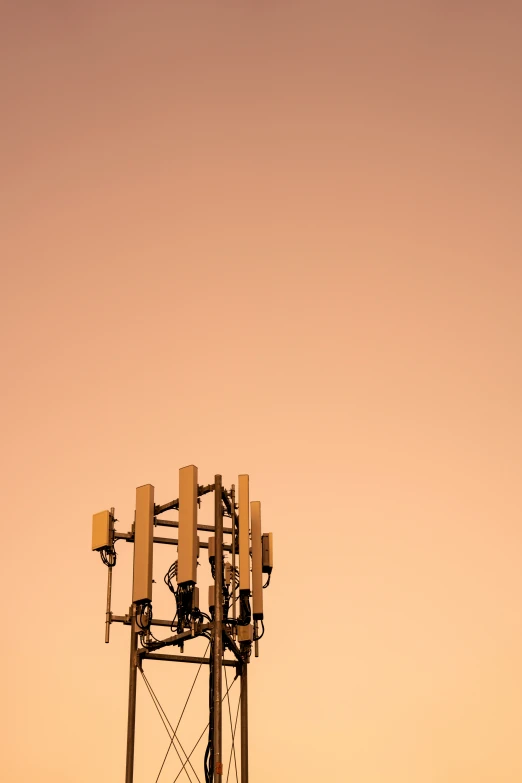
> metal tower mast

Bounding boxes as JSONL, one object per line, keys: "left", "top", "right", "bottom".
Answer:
{"left": 91, "top": 466, "right": 274, "bottom": 783}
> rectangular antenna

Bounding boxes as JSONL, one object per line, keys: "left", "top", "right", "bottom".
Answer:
{"left": 177, "top": 465, "right": 198, "bottom": 585}
{"left": 133, "top": 484, "right": 154, "bottom": 604}
{"left": 251, "top": 501, "right": 263, "bottom": 620}
{"left": 92, "top": 510, "right": 111, "bottom": 551}
{"left": 238, "top": 474, "right": 250, "bottom": 592}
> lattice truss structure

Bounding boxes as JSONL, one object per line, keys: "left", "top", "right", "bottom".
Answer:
{"left": 92, "top": 467, "right": 274, "bottom": 783}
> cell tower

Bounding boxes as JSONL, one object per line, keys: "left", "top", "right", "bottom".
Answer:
{"left": 91, "top": 468, "right": 274, "bottom": 782}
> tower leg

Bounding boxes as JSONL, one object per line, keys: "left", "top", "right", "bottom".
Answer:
{"left": 213, "top": 476, "right": 224, "bottom": 781}
{"left": 241, "top": 659, "right": 248, "bottom": 783}
{"left": 125, "top": 616, "right": 138, "bottom": 783}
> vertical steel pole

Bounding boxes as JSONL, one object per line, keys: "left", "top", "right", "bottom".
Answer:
{"left": 240, "top": 658, "right": 249, "bottom": 783}
{"left": 213, "top": 475, "right": 224, "bottom": 781}
{"left": 105, "top": 566, "right": 113, "bottom": 643}
{"left": 125, "top": 611, "right": 138, "bottom": 783}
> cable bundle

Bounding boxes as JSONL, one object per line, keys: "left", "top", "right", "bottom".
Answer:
{"left": 99, "top": 546, "right": 116, "bottom": 568}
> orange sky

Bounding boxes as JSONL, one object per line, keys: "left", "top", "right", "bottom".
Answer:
{"left": 2, "top": 2, "right": 522, "bottom": 781}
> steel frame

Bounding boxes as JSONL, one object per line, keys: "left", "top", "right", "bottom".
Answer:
{"left": 99, "top": 477, "right": 253, "bottom": 783}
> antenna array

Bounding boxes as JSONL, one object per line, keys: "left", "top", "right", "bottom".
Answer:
{"left": 91, "top": 467, "right": 274, "bottom": 783}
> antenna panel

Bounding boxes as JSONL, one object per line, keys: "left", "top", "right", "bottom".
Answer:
{"left": 238, "top": 474, "right": 250, "bottom": 592}
{"left": 92, "top": 510, "right": 111, "bottom": 551}
{"left": 251, "top": 501, "right": 263, "bottom": 619}
{"left": 133, "top": 484, "right": 154, "bottom": 604}
{"left": 177, "top": 465, "right": 198, "bottom": 585}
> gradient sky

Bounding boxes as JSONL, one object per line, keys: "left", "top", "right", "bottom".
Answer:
{"left": 2, "top": 1, "right": 522, "bottom": 781}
